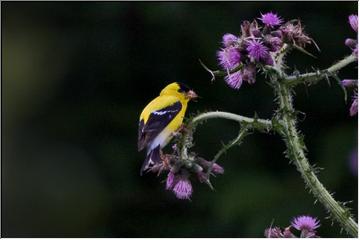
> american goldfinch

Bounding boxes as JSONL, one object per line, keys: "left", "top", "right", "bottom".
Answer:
{"left": 138, "top": 82, "right": 198, "bottom": 175}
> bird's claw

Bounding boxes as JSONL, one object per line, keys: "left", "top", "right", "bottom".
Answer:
{"left": 161, "top": 153, "right": 171, "bottom": 168}
{"left": 172, "top": 124, "right": 189, "bottom": 138}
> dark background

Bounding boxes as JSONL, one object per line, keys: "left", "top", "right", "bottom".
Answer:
{"left": 2, "top": 1, "right": 358, "bottom": 237}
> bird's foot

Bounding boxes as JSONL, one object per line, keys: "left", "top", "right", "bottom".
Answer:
{"left": 161, "top": 151, "right": 171, "bottom": 168}
{"left": 171, "top": 124, "right": 189, "bottom": 138}
{"left": 171, "top": 131, "right": 181, "bottom": 138}
{"left": 178, "top": 123, "right": 189, "bottom": 133}
{"left": 149, "top": 151, "right": 170, "bottom": 176}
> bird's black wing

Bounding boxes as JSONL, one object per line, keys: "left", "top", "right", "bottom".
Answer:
{"left": 137, "top": 101, "right": 182, "bottom": 151}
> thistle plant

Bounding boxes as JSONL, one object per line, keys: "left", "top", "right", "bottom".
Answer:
{"left": 265, "top": 215, "right": 321, "bottom": 238}
{"left": 144, "top": 13, "right": 358, "bottom": 237}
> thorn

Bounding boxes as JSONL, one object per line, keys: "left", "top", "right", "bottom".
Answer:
{"left": 199, "top": 59, "right": 216, "bottom": 82}
{"left": 311, "top": 38, "right": 321, "bottom": 52}
{"left": 325, "top": 75, "right": 331, "bottom": 86}
{"left": 293, "top": 44, "right": 317, "bottom": 59}
{"left": 266, "top": 219, "right": 275, "bottom": 238}
{"left": 156, "top": 167, "right": 163, "bottom": 177}
{"left": 210, "top": 172, "right": 216, "bottom": 177}
{"left": 206, "top": 179, "right": 215, "bottom": 191}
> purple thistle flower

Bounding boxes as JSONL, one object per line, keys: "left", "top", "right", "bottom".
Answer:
{"left": 299, "top": 230, "right": 317, "bottom": 238}
{"left": 263, "top": 54, "right": 274, "bottom": 66}
{"left": 282, "top": 227, "right": 296, "bottom": 238}
{"left": 345, "top": 15, "right": 358, "bottom": 56}
{"left": 345, "top": 38, "right": 357, "bottom": 49}
{"left": 259, "top": 12, "right": 283, "bottom": 27}
{"left": 210, "top": 163, "right": 224, "bottom": 174}
{"left": 217, "top": 46, "right": 241, "bottom": 70}
{"left": 225, "top": 71, "right": 243, "bottom": 89}
{"left": 354, "top": 45, "right": 358, "bottom": 57}
{"left": 241, "top": 20, "right": 251, "bottom": 37}
{"left": 280, "top": 21, "right": 312, "bottom": 48}
{"left": 264, "top": 227, "right": 284, "bottom": 238}
{"left": 196, "top": 171, "right": 208, "bottom": 183}
{"left": 166, "top": 171, "right": 175, "bottom": 190}
{"left": 246, "top": 39, "right": 269, "bottom": 62}
{"left": 341, "top": 79, "right": 357, "bottom": 88}
{"left": 349, "top": 14, "right": 358, "bottom": 32}
{"left": 281, "top": 22, "right": 296, "bottom": 39}
{"left": 350, "top": 92, "right": 358, "bottom": 116}
{"left": 198, "top": 158, "right": 225, "bottom": 174}
{"left": 271, "top": 30, "right": 283, "bottom": 39}
{"left": 241, "top": 20, "right": 261, "bottom": 38}
{"left": 265, "top": 35, "right": 283, "bottom": 52}
{"left": 251, "top": 28, "right": 262, "bottom": 38}
{"left": 172, "top": 175, "right": 192, "bottom": 200}
{"left": 345, "top": 38, "right": 358, "bottom": 56}
{"left": 242, "top": 64, "right": 256, "bottom": 84}
{"left": 291, "top": 215, "right": 320, "bottom": 232}
{"left": 222, "top": 33, "right": 238, "bottom": 47}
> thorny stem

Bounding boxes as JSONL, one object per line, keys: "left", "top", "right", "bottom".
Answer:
{"left": 206, "top": 125, "right": 250, "bottom": 178}
{"left": 273, "top": 75, "right": 358, "bottom": 237}
{"left": 187, "top": 44, "right": 357, "bottom": 237}
{"left": 178, "top": 111, "right": 272, "bottom": 177}
{"left": 285, "top": 54, "right": 357, "bottom": 87}
{"left": 191, "top": 111, "right": 272, "bottom": 130}
{"left": 182, "top": 111, "right": 273, "bottom": 158}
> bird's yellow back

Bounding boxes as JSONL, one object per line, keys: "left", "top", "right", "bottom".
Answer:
{"left": 140, "top": 83, "right": 190, "bottom": 124}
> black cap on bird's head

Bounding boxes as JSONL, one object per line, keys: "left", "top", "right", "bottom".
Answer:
{"left": 177, "top": 82, "right": 191, "bottom": 92}
{"left": 160, "top": 82, "right": 198, "bottom": 101}
{"left": 176, "top": 82, "right": 198, "bottom": 101}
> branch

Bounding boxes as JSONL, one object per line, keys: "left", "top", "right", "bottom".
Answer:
{"left": 206, "top": 125, "right": 250, "bottom": 178}
{"left": 199, "top": 59, "right": 243, "bottom": 82}
{"left": 177, "top": 111, "right": 272, "bottom": 185}
{"left": 274, "top": 80, "right": 358, "bottom": 237}
{"left": 180, "top": 111, "right": 273, "bottom": 161}
{"left": 285, "top": 55, "right": 357, "bottom": 87}
{"left": 191, "top": 111, "right": 272, "bottom": 131}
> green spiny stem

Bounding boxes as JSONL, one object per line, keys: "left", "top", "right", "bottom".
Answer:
{"left": 180, "top": 111, "right": 272, "bottom": 161}
{"left": 206, "top": 125, "right": 250, "bottom": 177}
{"left": 189, "top": 50, "right": 357, "bottom": 236}
{"left": 178, "top": 111, "right": 272, "bottom": 180}
{"left": 285, "top": 55, "right": 357, "bottom": 87}
{"left": 273, "top": 80, "right": 358, "bottom": 237}
{"left": 191, "top": 111, "right": 272, "bottom": 130}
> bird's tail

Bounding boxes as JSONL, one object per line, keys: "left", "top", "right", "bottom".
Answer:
{"left": 140, "top": 145, "right": 161, "bottom": 175}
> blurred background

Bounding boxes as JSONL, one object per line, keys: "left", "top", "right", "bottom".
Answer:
{"left": 2, "top": 2, "right": 358, "bottom": 237}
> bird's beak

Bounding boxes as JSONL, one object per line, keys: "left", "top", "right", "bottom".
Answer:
{"left": 187, "top": 90, "right": 198, "bottom": 101}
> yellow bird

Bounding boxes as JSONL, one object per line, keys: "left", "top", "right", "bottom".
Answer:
{"left": 138, "top": 82, "right": 198, "bottom": 175}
